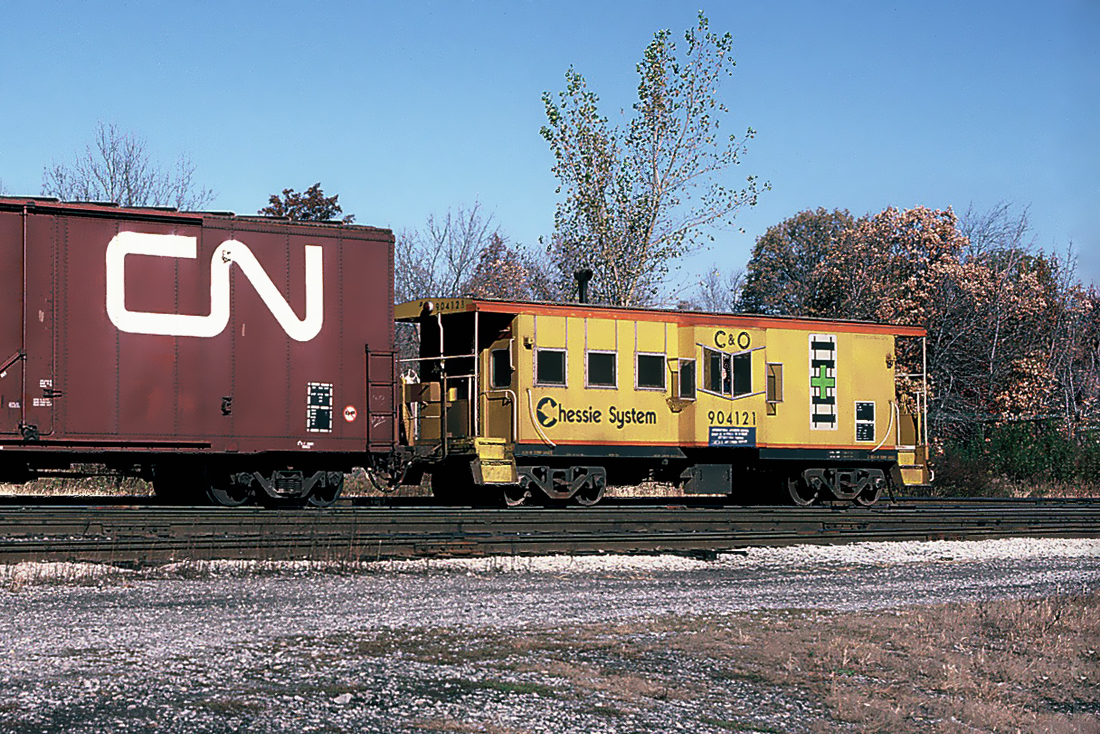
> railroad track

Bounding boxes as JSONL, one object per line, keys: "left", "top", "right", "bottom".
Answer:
{"left": 0, "top": 499, "right": 1098, "bottom": 564}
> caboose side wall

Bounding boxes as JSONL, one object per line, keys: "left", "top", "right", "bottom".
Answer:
{"left": 759, "top": 328, "right": 897, "bottom": 451}
{"left": 512, "top": 312, "right": 698, "bottom": 448}
{"left": 505, "top": 309, "right": 903, "bottom": 458}
{"left": 0, "top": 200, "right": 395, "bottom": 461}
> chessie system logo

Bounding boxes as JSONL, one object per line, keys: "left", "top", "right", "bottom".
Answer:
{"left": 105, "top": 232, "right": 323, "bottom": 342}
{"left": 535, "top": 395, "right": 657, "bottom": 430}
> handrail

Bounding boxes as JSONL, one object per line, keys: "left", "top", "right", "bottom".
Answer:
{"left": 482, "top": 388, "right": 518, "bottom": 442}
{"left": 873, "top": 400, "right": 897, "bottom": 452}
{"left": 526, "top": 388, "right": 556, "bottom": 447}
{"left": 0, "top": 350, "right": 24, "bottom": 375}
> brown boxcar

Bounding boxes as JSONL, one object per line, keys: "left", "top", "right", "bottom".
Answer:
{"left": 0, "top": 198, "right": 395, "bottom": 505}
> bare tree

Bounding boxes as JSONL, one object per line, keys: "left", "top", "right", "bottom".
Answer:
{"left": 393, "top": 202, "right": 501, "bottom": 371}
{"left": 394, "top": 202, "right": 500, "bottom": 303}
{"left": 959, "top": 201, "right": 1034, "bottom": 259}
{"left": 42, "top": 122, "right": 214, "bottom": 209}
{"left": 683, "top": 266, "right": 744, "bottom": 312}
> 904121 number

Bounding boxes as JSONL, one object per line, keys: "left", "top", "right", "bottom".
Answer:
{"left": 708, "top": 410, "right": 756, "bottom": 426}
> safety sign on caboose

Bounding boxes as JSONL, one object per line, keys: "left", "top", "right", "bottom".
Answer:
{"left": 809, "top": 334, "right": 837, "bottom": 430}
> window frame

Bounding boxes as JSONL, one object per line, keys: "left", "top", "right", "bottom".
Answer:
{"left": 732, "top": 352, "right": 752, "bottom": 397}
{"left": 765, "top": 362, "right": 783, "bottom": 415}
{"left": 678, "top": 359, "right": 696, "bottom": 400}
{"left": 534, "top": 347, "right": 567, "bottom": 387}
{"left": 490, "top": 346, "right": 513, "bottom": 390}
{"left": 700, "top": 345, "right": 762, "bottom": 400}
{"left": 701, "top": 346, "right": 730, "bottom": 397}
{"left": 585, "top": 349, "right": 618, "bottom": 389}
{"left": 635, "top": 352, "right": 667, "bottom": 391}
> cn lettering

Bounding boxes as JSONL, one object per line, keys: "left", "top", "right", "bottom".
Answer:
{"left": 105, "top": 232, "right": 323, "bottom": 341}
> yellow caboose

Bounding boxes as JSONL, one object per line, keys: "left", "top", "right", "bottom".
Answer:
{"left": 394, "top": 298, "right": 930, "bottom": 506}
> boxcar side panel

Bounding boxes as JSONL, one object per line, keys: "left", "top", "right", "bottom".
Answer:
{"left": 6, "top": 202, "right": 395, "bottom": 459}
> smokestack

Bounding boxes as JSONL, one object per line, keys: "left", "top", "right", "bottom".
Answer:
{"left": 575, "top": 268, "right": 593, "bottom": 304}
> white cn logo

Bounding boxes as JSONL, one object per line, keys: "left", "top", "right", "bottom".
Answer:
{"left": 105, "top": 232, "right": 323, "bottom": 341}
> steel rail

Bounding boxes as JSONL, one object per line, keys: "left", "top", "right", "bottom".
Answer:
{"left": 0, "top": 500, "right": 1097, "bottom": 564}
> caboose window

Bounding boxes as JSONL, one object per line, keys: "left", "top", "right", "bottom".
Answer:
{"left": 702, "top": 348, "right": 751, "bottom": 397}
{"left": 704, "top": 347, "right": 727, "bottom": 395}
{"left": 732, "top": 353, "right": 752, "bottom": 396}
{"left": 587, "top": 351, "right": 616, "bottom": 388}
{"left": 636, "top": 353, "right": 666, "bottom": 390}
{"left": 679, "top": 360, "right": 696, "bottom": 399}
{"left": 535, "top": 348, "right": 566, "bottom": 386}
{"left": 491, "top": 348, "right": 512, "bottom": 389}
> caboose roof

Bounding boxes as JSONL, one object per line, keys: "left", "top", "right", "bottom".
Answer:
{"left": 394, "top": 297, "right": 927, "bottom": 337}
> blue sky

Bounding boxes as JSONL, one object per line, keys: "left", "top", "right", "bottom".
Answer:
{"left": 1, "top": 1, "right": 1097, "bottom": 292}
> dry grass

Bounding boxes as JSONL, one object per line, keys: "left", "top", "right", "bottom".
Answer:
{"left": 322, "top": 593, "right": 1100, "bottom": 732}
{"left": 0, "top": 468, "right": 431, "bottom": 498}
{"left": 653, "top": 595, "right": 1100, "bottom": 733}
{"left": 1001, "top": 479, "right": 1100, "bottom": 499}
{"left": 0, "top": 473, "right": 154, "bottom": 497}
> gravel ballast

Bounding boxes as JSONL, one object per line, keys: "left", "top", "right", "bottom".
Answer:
{"left": 1, "top": 537, "right": 1098, "bottom": 733}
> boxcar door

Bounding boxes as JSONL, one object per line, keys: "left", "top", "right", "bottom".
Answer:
{"left": 0, "top": 209, "right": 25, "bottom": 436}
{"left": 18, "top": 211, "right": 57, "bottom": 438}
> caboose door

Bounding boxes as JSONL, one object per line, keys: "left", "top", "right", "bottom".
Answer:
{"left": 480, "top": 336, "right": 516, "bottom": 441}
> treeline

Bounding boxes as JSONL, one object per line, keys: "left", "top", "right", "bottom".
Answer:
{"left": 738, "top": 204, "right": 1100, "bottom": 494}
{"left": 393, "top": 201, "right": 1099, "bottom": 493}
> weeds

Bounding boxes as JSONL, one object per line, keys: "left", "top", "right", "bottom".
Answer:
{"left": 654, "top": 595, "right": 1100, "bottom": 733}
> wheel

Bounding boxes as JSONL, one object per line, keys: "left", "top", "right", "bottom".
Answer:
{"left": 502, "top": 484, "right": 532, "bottom": 507}
{"left": 206, "top": 473, "right": 253, "bottom": 507}
{"left": 853, "top": 484, "right": 882, "bottom": 506}
{"left": 572, "top": 479, "right": 605, "bottom": 506}
{"left": 787, "top": 474, "right": 818, "bottom": 506}
{"left": 307, "top": 472, "right": 345, "bottom": 508}
{"left": 853, "top": 470, "right": 887, "bottom": 507}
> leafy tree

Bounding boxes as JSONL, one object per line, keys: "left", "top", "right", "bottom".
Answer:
{"left": 747, "top": 202, "right": 1100, "bottom": 487}
{"left": 465, "top": 233, "right": 559, "bottom": 301}
{"left": 740, "top": 208, "right": 858, "bottom": 315}
{"left": 816, "top": 206, "right": 969, "bottom": 323}
{"left": 259, "top": 183, "right": 354, "bottom": 223}
{"left": 42, "top": 122, "right": 214, "bottom": 209}
{"left": 541, "top": 12, "right": 765, "bottom": 306}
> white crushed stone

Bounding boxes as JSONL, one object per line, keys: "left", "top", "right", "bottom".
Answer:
{"left": 2, "top": 537, "right": 1098, "bottom": 586}
{"left": 372, "top": 537, "right": 1100, "bottom": 576}
{"left": 1, "top": 536, "right": 1098, "bottom": 733}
